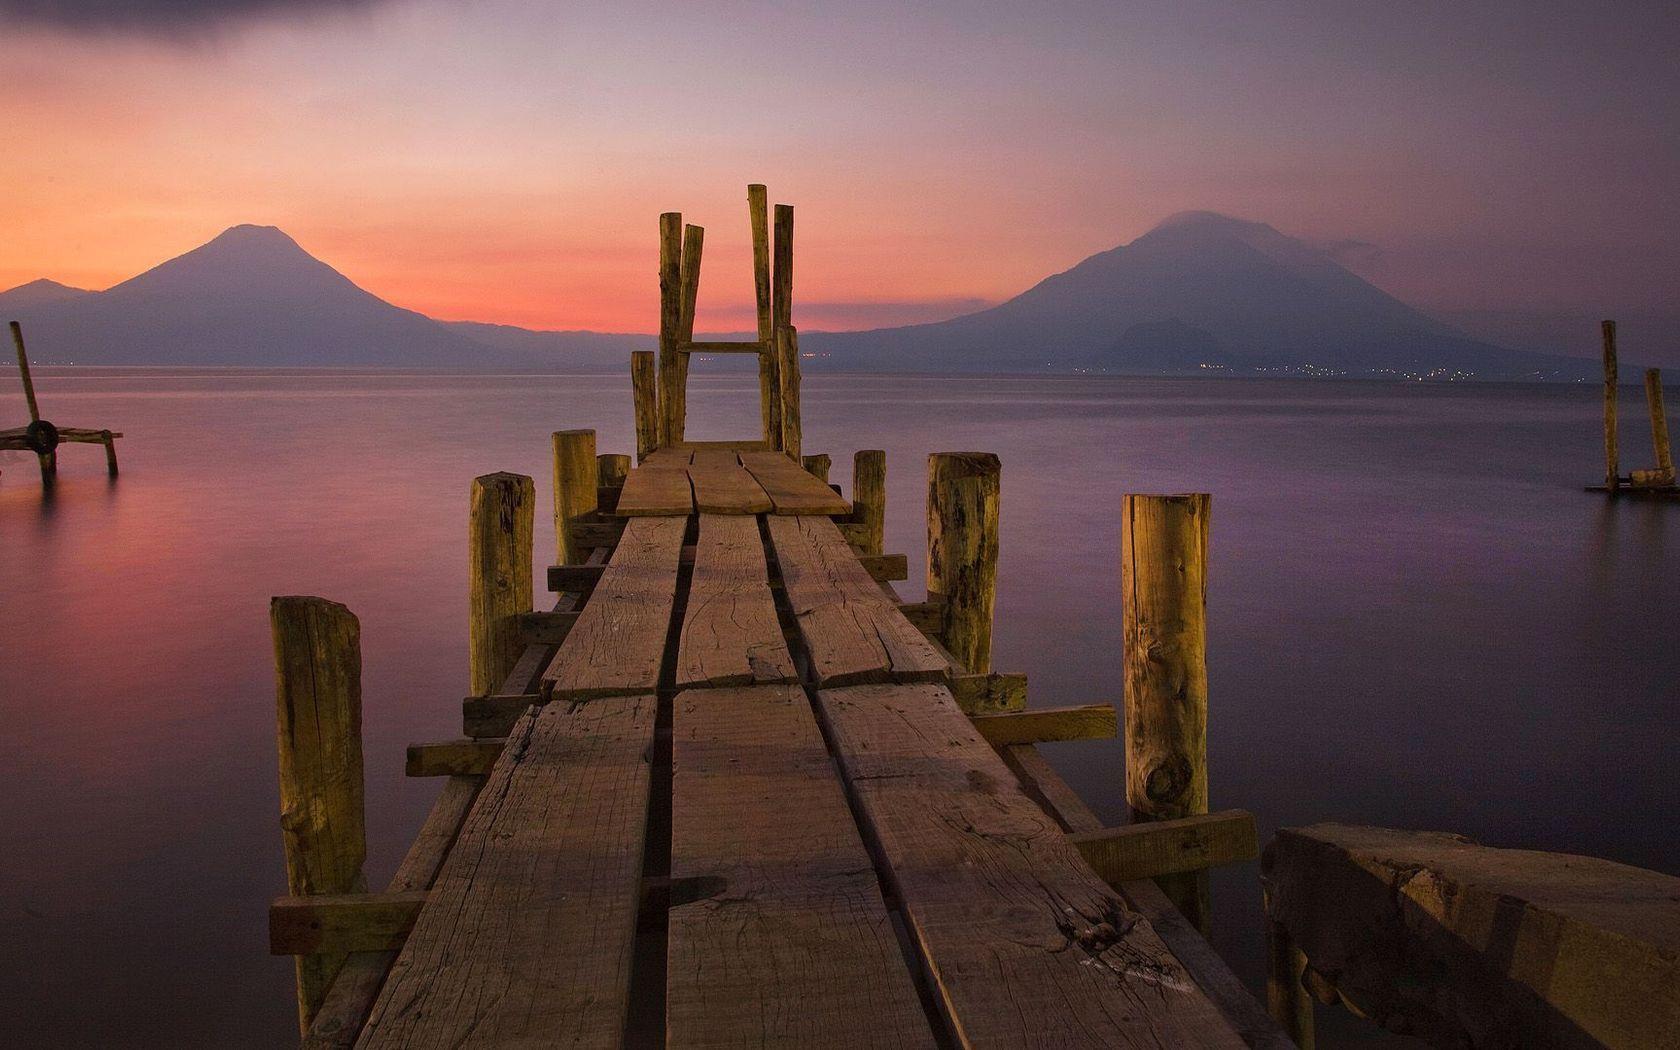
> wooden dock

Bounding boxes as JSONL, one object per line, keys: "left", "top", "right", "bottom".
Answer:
{"left": 2, "top": 321, "right": 123, "bottom": 482}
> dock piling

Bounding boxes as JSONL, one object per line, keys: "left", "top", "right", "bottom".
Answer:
{"left": 776, "top": 326, "right": 803, "bottom": 458}
{"left": 927, "top": 452, "right": 1001, "bottom": 673}
{"left": 469, "top": 472, "right": 534, "bottom": 695}
{"left": 801, "top": 453, "right": 831, "bottom": 484}
{"left": 551, "top": 430, "right": 597, "bottom": 565}
{"left": 657, "top": 214, "right": 684, "bottom": 447}
{"left": 770, "top": 203, "right": 794, "bottom": 449}
{"left": 271, "top": 595, "right": 367, "bottom": 1034}
{"left": 1603, "top": 320, "right": 1619, "bottom": 490}
{"left": 750, "top": 185, "right": 775, "bottom": 442}
{"left": 631, "top": 350, "right": 659, "bottom": 461}
{"left": 852, "top": 450, "right": 886, "bottom": 556}
{"left": 597, "top": 452, "right": 631, "bottom": 489}
{"left": 1644, "top": 368, "right": 1673, "bottom": 484}
{"left": 1121, "top": 492, "right": 1212, "bottom": 933}
{"left": 10, "top": 321, "right": 54, "bottom": 480}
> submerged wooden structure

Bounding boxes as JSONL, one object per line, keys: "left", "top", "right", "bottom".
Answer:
{"left": 267, "top": 189, "right": 1678, "bottom": 1049}
{"left": 1588, "top": 319, "right": 1676, "bottom": 498}
{"left": 1, "top": 321, "right": 122, "bottom": 483}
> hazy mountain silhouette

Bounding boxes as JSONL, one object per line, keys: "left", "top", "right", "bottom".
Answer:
{"left": 804, "top": 211, "right": 1590, "bottom": 379}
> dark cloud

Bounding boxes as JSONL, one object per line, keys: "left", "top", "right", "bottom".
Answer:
{"left": 0, "top": 0, "right": 387, "bottom": 35}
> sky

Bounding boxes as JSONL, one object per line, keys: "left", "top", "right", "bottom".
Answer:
{"left": 2, "top": 0, "right": 1677, "bottom": 351}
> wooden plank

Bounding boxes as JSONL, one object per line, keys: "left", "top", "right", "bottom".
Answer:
{"left": 675, "top": 515, "right": 796, "bottom": 688}
{"left": 859, "top": 553, "right": 909, "bottom": 582}
{"left": 1069, "top": 810, "right": 1258, "bottom": 883}
{"left": 680, "top": 339, "right": 768, "bottom": 354}
{"left": 461, "top": 693, "right": 540, "bottom": 739}
{"left": 614, "top": 462, "right": 694, "bottom": 517}
{"left": 816, "top": 682, "right": 1247, "bottom": 1048}
{"left": 404, "top": 738, "right": 504, "bottom": 777}
{"left": 971, "top": 703, "right": 1117, "bottom": 746}
{"left": 766, "top": 515, "right": 947, "bottom": 686}
{"left": 357, "top": 696, "right": 656, "bottom": 1049}
{"left": 741, "top": 450, "right": 852, "bottom": 515}
{"left": 516, "top": 609, "right": 578, "bottom": 645}
{"left": 270, "top": 892, "right": 428, "bottom": 956}
{"left": 667, "top": 685, "right": 935, "bottom": 1048}
{"left": 687, "top": 448, "right": 772, "bottom": 515}
{"left": 543, "top": 516, "right": 685, "bottom": 700}
{"left": 1266, "top": 824, "right": 1680, "bottom": 1049}
{"left": 949, "top": 671, "right": 1028, "bottom": 714}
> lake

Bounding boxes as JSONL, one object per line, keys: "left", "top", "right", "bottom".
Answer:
{"left": 2, "top": 368, "right": 1675, "bottom": 1047}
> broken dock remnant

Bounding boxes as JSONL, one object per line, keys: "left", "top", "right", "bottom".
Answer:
{"left": 2, "top": 321, "right": 122, "bottom": 483}
{"left": 1589, "top": 319, "right": 1677, "bottom": 497}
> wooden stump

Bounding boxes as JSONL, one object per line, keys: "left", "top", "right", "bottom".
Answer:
{"left": 271, "top": 595, "right": 367, "bottom": 1034}
{"left": 851, "top": 450, "right": 886, "bottom": 556}
{"left": 926, "top": 452, "right": 1001, "bottom": 674}
{"left": 1603, "top": 320, "right": 1619, "bottom": 490}
{"left": 802, "top": 453, "right": 830, "bottom": 484}
{"left": 551, "top": 430, "right": 597, "bottom": 565}
{"left": 469, "top": 473, "right": 534, "bottom": 695}
{"left": 1121, "top": 492, "right": 1211, "bottom": 932}
{"left": 631, "top": 350, "right": 659, "bottom": 461}
{"left": 597, "top": 452, "right": 631, "bottom": 489}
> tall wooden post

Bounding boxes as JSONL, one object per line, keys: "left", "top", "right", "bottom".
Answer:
{"left": 271, "top": 595, "right": 366, "bottom": 1035}
{"left": 802, "top": 453, "right": 831, "bottom": 484}
{"left": 750, "top": 184, "right": 776, "bottom": 443}
{"left": 10, "top": 321, "right": 53, "bottom": 480}
{"left": 1264, "top": 887, "right": 1315, "bottom": 1049}
{"left": 1603, "top": 320, "right": 1619, "bottom": 490}
{"left": 1121, "top": 493, "right": 1211, "bottom": 933}
{"left": 552, "top": 430, "right": 597, "bottom": 565}
{"left": 631, "top": 350, "right": 659, "bottom": 461}
{"left": 777, "top": 326, "right": 803, "bottom": 459}
{"left": 657, "top": 213, "right": 684, "bottom": 447}
{"left": 927, "top": 452, "right": 1001, "bottom": 674}
{"left": 469, "top": 472, "right": 534, "bottom": 695}
{"left": 101, "top": 429, "right": 118, "bottom": 476}
{"left": 852, "top": 450, "right": 887, "bottom": 556}
{"left": 770, "top": 203, "right": 794, "bottom": 449}
{"left": 1645, "top": 368, "right": 1673, "bottom": 482}
{"left": 597, "top": 452, "right": 631, "bottom": 489}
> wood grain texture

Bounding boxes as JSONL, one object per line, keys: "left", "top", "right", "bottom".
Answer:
{"left": 851, "top": 450, "right": 887, "bottom": 556}
{"left": 543, "top": 515, "right": 685, "bottom": 700}
{"left": 668, "top": 685, "right": 935, "bottom": 1048}
{"left": 270, "top": 892, "right": 428, "bottom": 956}
{"left": 926, "top": 453, "right": 1001, "bottom": 674}
{"left": 971, "top": 703, "right": 1117, "bottom": 746}
{"left": 632, "top": 349, "right": 660, "bottom": 461}
{"left": 552, "top": 429, "right": 598, "bottom": 565}
{"left": 750, "top": 184, "right": 776, "bottom": 444}
{"left": 766, "top": 515, "right": 947, "bottom": 686}
{"left": 357, "top": 697, "right": 655, "bottom": 1049}
{"left": 816, "top": 683, "right": 1246, "bottom": 1048}
{"left": 776, "top": 326, "right": 803, "bottom": 459}
{"left": 1068, "top": 810, "right": 1257, "bottom": 883}
{"left": 687, "top": 448, "right": 772, "bottom": 514}
{"left": 740, "top": 450, "right": 851, "bottom": 515}
{"left": 468, "top": 473, "right": 535, "bottom": 696}
{"left": 615, "top": 460, "right": 695, "bottom": 517}
{"left": 658, "top": 212, "right": 685, "bottom": 446}
{"left": 676, "top": 514, "right": 796, "bottom": 689}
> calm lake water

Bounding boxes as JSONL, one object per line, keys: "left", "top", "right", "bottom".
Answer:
{"left": 2, "top": 369, "right": 1675, "bottom": 1047}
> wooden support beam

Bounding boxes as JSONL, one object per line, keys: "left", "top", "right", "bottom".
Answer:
{"left": 971, "top": 703, "right": 1117, "bottom": 746}
{"left": 776, "top": 325, "right": 802, "bottom": 458}
{"left": 552, "top": 430, "right": 597, "bottom": 566}
{"left": 547, "top": 562, "right": 606, "bottom": 593}
{"left": 631, "top": 349, "right": 659, "bottom": 461}
{"left": 9, "top": 320, "right": 41, "bottom": 422}
{"left": 858, "top": 552, "right": 908, "bottom": 582}
{"left": 1265, "top": 885, "right": 1316, "bottom": 1049}
{"left": 801, "top": 452, "right": 830, "bottom": 483}
{"left": 896, "top": 598, "right": 942, "bottom": 637}
{"left": 680, "top": 340, "right": 767, "bottom": 354}
{"left": 770, "top": 203, "right": 794, "bottom": 449}
{"left": 851, "top": 450, "right": 886, "bottom": 556}
{"left": 1603, "top": 319, "right": 1619, "bottom": 490}
{"left": 406, "top": 738, "right": 505, "bottom": 777}
{"left": 515, "top": 609, "right": 578, "bottom": 646}
{"left": 750, "top": 184, "right": 776, "bottom": 443}
{"left": 271, "top": 596, "right": 367, "bottom": 1035}
{"left": 927, "top": 452, "right": 1001, "bottom": 674}
{"left": 567, "top": 517, "right": 625, "bottom": 551}
{"left": 1067, "top": 810, "right": 1257, "bottom": 884}
{"left": 468, "top": 473, "right": 534, "bottom": 696}
{"left": 1645, "top": 368, "right": 1673, "bottom": 483}
{"left": 948, "top": 670, "right": 1028, "bottom": 714}
{"left": 270, "top": 892, "right": 428, "bottom": 956}
{"left": 462, "top": 693, "right": 541, "bottom": 739}
{"left": 1122, "top": 492, "right": 1212, "bottom": 933}
{"left": 657, "top": 213, "right": 684, "bottom": 447}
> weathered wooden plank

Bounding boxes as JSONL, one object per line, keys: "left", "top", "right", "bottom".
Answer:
{"left": 404, "top": 738, "right": 504, "bottom": 777}
{"left": 271, "top": 892, "right": 429, "bottom": 956}
{"left": 741, "top": 450, "right": 851, "bottom": 515}
{"left": 614, "top": 461, "right": 694, "bottom": 517}
{"left": 817, "top": 682, "right": 1246, "bottom": 1048}
{"left": 461, "top": 693, "right": 540, "bottom": 739}
{"left": 668, "top": 685, "right": 935, "bottom": 1048}
{"left": 1069, "top": 810, "right": 1257, "bottom": 883}
{"left": 858, "top": 553, "right": 909, "bottom": 582}
{"left": 971, "top": 703, "right": 1117, "bottom": 746}
{"left": 357, "top": 696, "right": 656, "bottom": 1049}
{"left": 1265, "top": 823, "right": 1680, "bottom": 1050}
{"left": 675, "top": 514, "right": 796, "bottom": 689}
{"left": 516, "top": 609, "right": 578, "bottom": 645}
{"left": 949, "top": 670, "right": 1028, "bottom": 714}
{"left": 543, "top": 516, "right": 685, "bottom": 700}
{"left": 766, "top": 515, "right": 947, "bottom": 686}
{"left": 687, "top": 448, "right": 772, "bottom": 514}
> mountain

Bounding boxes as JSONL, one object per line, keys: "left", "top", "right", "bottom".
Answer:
{"left": 803, "top": 211, "right": 1591, "bottom": 379}
{"left": 0, "top": 278, "right": 95, "bottom": 309}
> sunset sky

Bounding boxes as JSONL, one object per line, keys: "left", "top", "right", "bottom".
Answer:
{"left": 2, "top": 0, "right": 1676, "bottom": 348}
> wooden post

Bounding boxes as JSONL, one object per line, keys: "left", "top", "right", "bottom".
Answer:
{"left": 1121, "top": 493, "right": 1211, "bottom": 933}
{"left": 770, "top": 203, "right": 794, "bottom": 449}
{"left": 776, "top": 326, "right": 803, "bottom": 459}
{"left": 469, "top": 472, "right": 534, "bottom": 695}
{"left": 631, "top": 350, "right": 659, "bottom": 461}
{"left": 1264, "top": 888, "right": 1315, "bottom": 1049}
{"left": 852, "top": 450, "right": 887, "bottom": 556}
{"left": 270, "top": 595, "right": 366, "bottom": 1035}
{"left": 750, "top": 184, "right": 776, "bottom": 443}
{"left": 657, "top": 213, "right": 684, "bottom": 447}
{"left": 551, "top": 430, "right": 596, "bottom": 565}
{"left": 927, "top": 452, "right": 1001, "bottom": 674}
{"left": 101, "top": 429, "right": 118, "bottom": 476}
{"left": 597, "top": 452, "right": 631, "bottom": 489}
{"left": 1645, "top": 368, "right": 1673, "bottom": 482}
{"left": 802, "top": 453, "right": 831, "bottom": 484}
{"left": 10, "top": 321, "right": 53, "bottom": 480}
{"left": 1603, "top": 320, "right": 1619, "bottom": 490}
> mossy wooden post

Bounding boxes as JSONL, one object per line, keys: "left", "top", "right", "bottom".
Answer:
{"left": 1645, "top": 368, "right": 1673, "bottom": 482}
{"left": 551, "top": 430, "right": 596, "bottom": 565}
{"left": 1264, "top": 887, "right": 1315, "bottom": 1049}
{"left": 597, "top": 452, "right": 631, "bottom": 488}
{"left": 927, "top": 452, "right": 1001, "bottom": 674}
{"left": 657, "top": 213, "right": 684, "bottom": 447}
{"left": 1603, "top": 320, "right": 1619, "bottom": 490}
{"left": 1121, "top": 493, "right": 1212, "bottom": 933}
{"left": 802, "top": 453, "right": 831, "bottom": 484}
{"left": 749, "top": 184, "right": 776, "bottom": 443}
{"left": 469, "top": 472, "right": 534, "bottom": 696}
{"left": 770, "top": 202, "right": 794, "bottom": 449}
{"left": 777, "top": 326, "right": 803, "bottom": 459}
{"left": 631, "top": 349, "right": 659, "bottom": 461}
{"left": 271, "top": 595, "right": 366, "bottom": 1035}
{"left": 10, "top": 321, "right": 54, "bottom": 480}
{"left": 853, "top": 450, "right": 887, "bottom": 556}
